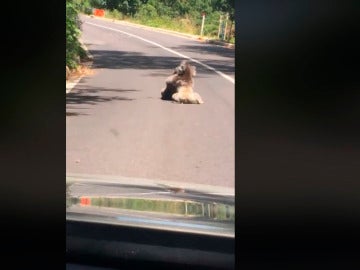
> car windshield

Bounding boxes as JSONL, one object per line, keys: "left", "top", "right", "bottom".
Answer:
{"left": 66, "top": 1, "right": 234, "bottom": 268}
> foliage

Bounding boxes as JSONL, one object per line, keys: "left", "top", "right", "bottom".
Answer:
{"left": 77, "top": 0, "right": 235, "bottom": 40}
{"left": 66, "top": 0, "right": 84, "bottom": 69}
{"left": 135, "top": 3, "right": 157, "bottom": 19}
{"left": 202, "top": 11, "right": 222, "bottom": 37}
{"left": 105, "top": 8, "right": 124, "bottom": 20}
{"left": 89, "top": 0, "right": 106, "bottom": 8}
{"left": 74, "top": 0, "right": 93, "bottom": 14}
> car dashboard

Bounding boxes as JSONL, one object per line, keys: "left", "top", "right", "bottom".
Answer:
{"left": 66, "top": 174, "right": 235, "bottom": 270}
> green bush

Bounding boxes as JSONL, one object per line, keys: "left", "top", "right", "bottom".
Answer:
{"left": 106, "top": 9, "right": 124, "bottom": 20}
{"left": 73, "top": 0, "right": 92, "bottom": 14}
{"left": 135, "top": 3, "right": 158, "bottom": 20}
{"left": 89, "top": 0, "right": 105, "bottom": 9}
{"left": 66, "top": 0, "right": 84, "bottom": 69}
{"left": 202, "top": 11, "right": 221, "bottom": 37}
{"left": 84, "top": 7, "right": 93, "bottom": 15}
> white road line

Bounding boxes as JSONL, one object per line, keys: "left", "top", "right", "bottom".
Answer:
{"left": 66, "top": 38, "right": 93, "bottom": 94}
{"left": 86, "top": 21, "right": 235, "bottom": 84}
{"left": 66, "top": 77, "right": 82, "bottom": 94}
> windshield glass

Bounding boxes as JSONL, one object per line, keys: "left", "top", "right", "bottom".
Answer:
{"left": 66, "top": 0, "right": 235, "bottom": 238}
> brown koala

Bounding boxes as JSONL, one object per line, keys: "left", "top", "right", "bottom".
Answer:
{"left": 171, "top": 61, "right": 204, "bottom": 104}
{"left": 160, "top": 60, "right": 189, "bottom": 100}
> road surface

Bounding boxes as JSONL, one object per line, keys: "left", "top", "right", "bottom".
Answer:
{"left": 66, "top": 15, "right": 235, "bottom": 188}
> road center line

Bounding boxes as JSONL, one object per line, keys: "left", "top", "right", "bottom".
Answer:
{"left": 85, "top": 21, "right": 234, "bottom": 84}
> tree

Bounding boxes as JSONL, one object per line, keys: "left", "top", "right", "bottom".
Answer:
{"left": 90, "top": 0, "right": 106, "bottom": 8}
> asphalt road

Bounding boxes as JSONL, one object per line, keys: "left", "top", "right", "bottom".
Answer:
{"left": 66, "top": 15, "right": 235, "bottom": 188}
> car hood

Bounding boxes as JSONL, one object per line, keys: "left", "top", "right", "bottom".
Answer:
{"left": 66, "top": 173, "right": 234, "bottom": 238}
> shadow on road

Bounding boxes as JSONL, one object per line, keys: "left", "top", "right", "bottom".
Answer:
{"left": 66, "top": 111, "right": 89, "bottom": 117}
{"left": 90, "top": 50, "right": 178, "bottom": 70}
{"left": 67, "top": 91, "right": 135, "bottom": 105}
{"left": 169, "top": 45, "right": 235, "bottom": 74}
{"left": 172, "top": 44, "right": 234, "bottom": 59}
{"left": 69, "top": 84, "right": 140, "bottom": 94}
{"left": 89, "top": 50, "right": 234, "bottom": 75}
{"left": 66, "top": 85, "right": 137, "bottom": 116}
{"left": 66, "top": 48, "right": 234, "bottom": 116}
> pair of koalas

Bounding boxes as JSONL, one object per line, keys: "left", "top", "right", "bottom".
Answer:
{"left": 160, "top": 60, "right": 204, "bottom": 104}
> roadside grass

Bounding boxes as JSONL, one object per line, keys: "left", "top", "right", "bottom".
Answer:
{"left": 104, "top": 10, "right": 199, "bottom": 36}
{"left": 102, "top": 10, "right": 235, "bottom": 44}
{"left": 105, "top": 9, "right": 125, "bottom": 20}
{"left": 66, "top": 64, "right": 94, "bottom": 82}
{"left": 131, "top": 16, "right": 199, "bottom": 36}
{"left": 66, "top": 42, "right": 93, "bottom": 82}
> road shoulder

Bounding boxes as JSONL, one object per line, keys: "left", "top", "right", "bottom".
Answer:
{"left": 66, "top": 39, "right": 94, "bottom": 94}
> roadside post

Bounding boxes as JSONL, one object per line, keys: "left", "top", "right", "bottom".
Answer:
{"left": 223, "top": 13, "right": 229, "bottom": 41}
{"left": 218, "top": 14, "right": 223, "bottom": 39}
{"left": 200, "top": 12, "right": 206, "bottom": 36}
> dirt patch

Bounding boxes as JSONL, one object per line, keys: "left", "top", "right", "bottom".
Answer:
{"left": 66, "top": 62, "right": 95, "bottom": 82}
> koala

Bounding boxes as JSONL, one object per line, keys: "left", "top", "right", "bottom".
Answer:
{"left": 160, "top": 60, "right": 203, "bottom": 104}
{"left": 160, "top": 60, "right": 188, "bottom": 100}
{"left": 171, "top": 61, "right": 203, "bottom": 104}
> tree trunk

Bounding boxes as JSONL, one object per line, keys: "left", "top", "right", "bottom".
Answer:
{"left": 227, "top": 20, "right": 233, "bottom": 42}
